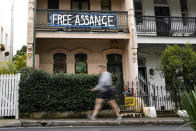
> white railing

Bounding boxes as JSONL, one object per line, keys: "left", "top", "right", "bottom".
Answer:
{"left": 0, "top": 74, "right": 20, "bottom": 119}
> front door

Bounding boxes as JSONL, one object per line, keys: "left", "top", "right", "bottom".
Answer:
{"left": 107, "top": 54, "right": 124, "bottom": 85}
{"left": 154, "top": 7, "right": 171, "bottom": 36}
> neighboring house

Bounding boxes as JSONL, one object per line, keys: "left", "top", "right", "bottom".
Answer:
{"left": 135, "top": 0, "right": 196, "bottom": 89}
{"left": 0, "top": 0, "right": 13, "bottom": 62}
{"left": 26, "top": 0, "right": 196, "bottom": 88}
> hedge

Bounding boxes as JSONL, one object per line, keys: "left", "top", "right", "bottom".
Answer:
{"left": 18, "top": 68, "right": 106, "bottom": 113}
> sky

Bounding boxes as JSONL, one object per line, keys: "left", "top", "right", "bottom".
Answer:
{"left": 13, "top": 0, "right": 28, "bottom": 54}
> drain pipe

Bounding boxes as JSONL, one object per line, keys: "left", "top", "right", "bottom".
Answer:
{"left": 33, "top": 0, "right": 37, "bottom": 68}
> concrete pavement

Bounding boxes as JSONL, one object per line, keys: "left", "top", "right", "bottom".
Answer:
{"left": 0, "top": 117, "right": 184, "bottom": 128}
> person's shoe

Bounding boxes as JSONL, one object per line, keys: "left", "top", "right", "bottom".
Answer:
{"left": 114, "top": 116, "right": 122, "bottom": 120}
{"left": 87, "top": 114, "right": 96, "bottom": 120}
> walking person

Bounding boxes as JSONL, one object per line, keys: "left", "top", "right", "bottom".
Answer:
{"left": 88, "top": 65, "right": 122, "bottom": 120}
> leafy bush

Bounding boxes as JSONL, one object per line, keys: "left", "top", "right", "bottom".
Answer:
{"left": 180, "top": 88, "right": 196, "bottom": 130}
{"left": 0, "top": 61, "right": 17, "bottom": 74}
{"left": 19, "top": 69, "right": 99, "bottom": 113}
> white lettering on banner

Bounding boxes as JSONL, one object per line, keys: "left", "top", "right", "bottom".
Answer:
{"left": 102, "top": 16, "right": 107, "bottom": 26}
{"left": 51, "top": 13, "right": 117, "bottom": 27}
{"left": 108, "top": 16, "right": 114, "bottom": 26}
{"left": 58, "top": 14, "right": 63, "bottom": 25}
{"left": 67, "top": 15, "right": 72, "bottom": 25}
{"left": 95, "top": 16, "right": 101, "bottom": 26}
{"left": 80, "top": 15, "right": 85, "bottom": 25}
{"left": 53, "top": 14, "right": 58, "bottom": 25}
{"left": 85, "top": 15, "right": 89, "bottom": 25}
{"left": 75, "top": 15, "right": 80, "bottom": 25}
{"left": 89, "top": 15, "right": 95, "bottom": 26}
{"left": 63, "top": 15, "right": 67, "bottom": 25}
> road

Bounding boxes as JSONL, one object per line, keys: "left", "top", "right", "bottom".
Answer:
{"left": 0, "top": 126, "right": 193, "bottom": 131}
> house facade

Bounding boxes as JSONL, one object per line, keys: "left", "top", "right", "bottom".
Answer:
{"left": 0, "top": 0, "right": 13, "bottom": 62}
{"left": 27, "top": 0, "right": 196, "bottom": 88}
{"left": 27, "top": 0, "right": 137, "bottom": 86}
{"left": 135, "top": 0, "right": 196, "bottom": 89}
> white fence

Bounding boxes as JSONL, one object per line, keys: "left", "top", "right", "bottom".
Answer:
{"left": 0, "top": 74, "right": 20, "bottom": 119}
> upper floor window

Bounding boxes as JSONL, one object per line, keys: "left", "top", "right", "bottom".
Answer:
{"left": 48, "top": 0, "right": 59, "bottom": 9}
{"left": 180, "top": 0, "right": 188, "bottom": 26}
{"left": 134, "top": 0, "right": 143, "bottom": 25}
{"left": 154, "top": 0, "right": 168, "bottom": 4}
{"left": 1, "top": 27, "right": 3, "bottom": 44}
{"left": 75, "top": 53, "right": 87, "bottom": 74}
{"left": 101, "top": 0, "right": 111, "bottom": 11}
{"left": 5, "top": 34, "right": 8, "bottom": 45}
{"left": 53, "top": 53, "right": 66, "bottom": 73}
{"left": 71, "top": 0, "right": 90, "bottom": 10}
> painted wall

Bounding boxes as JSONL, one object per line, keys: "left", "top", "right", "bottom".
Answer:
{"left": 142, "top": 0, "right": 196, "bottom": 17}
{"left": 37, "top": 0, "right": 124, "bottom": 11}
{"left": 0, "top": 0, "right": 12, "bottom": 62}
{"left": 36, "top": 38, "right": 130, "bottom": 82}
{"left": 138, "top": 45, "right": 165, "bottom": 87}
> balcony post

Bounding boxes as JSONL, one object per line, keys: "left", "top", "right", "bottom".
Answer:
{"left": 27, "top": 0, "right": 36, "bottom": 67}
{"left": 126, "top": 0, "right": 138, "bottom": 87}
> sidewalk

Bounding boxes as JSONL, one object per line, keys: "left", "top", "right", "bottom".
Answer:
{"left": 0, "top": 117, "right": 184, "bottom": 128}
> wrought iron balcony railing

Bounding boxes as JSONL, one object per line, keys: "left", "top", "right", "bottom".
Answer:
{"left": 135, "top": 16, "right": 196, "bottom": 37}
{"left": 36, "top": 9, "right": 129, "bottom": 33}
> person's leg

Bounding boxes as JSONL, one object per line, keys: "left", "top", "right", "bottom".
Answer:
{"left": 92, "top": 98, "right": 105, "bottom": 118}
{"left": 108, "top": 99, "right": 120, "bottom": 117}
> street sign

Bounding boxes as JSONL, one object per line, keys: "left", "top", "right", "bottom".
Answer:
{"left": 125, "top": 97, "right": 135, "bottom": 106}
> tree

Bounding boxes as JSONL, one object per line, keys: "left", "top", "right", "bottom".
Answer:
{"left": 0, "top": 45, "right": 27, "bottom": 74}
{"left": 160, "top": 44, "right": 196, "bottom": 91}
{"left": 13, "top": 45, "right": 27, "bottom": 61}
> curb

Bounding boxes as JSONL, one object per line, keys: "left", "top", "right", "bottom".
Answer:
{"left": 0, "top": 120, "right": 21, "bottom": 128}
{"left": 20, "top": 118, "right": 185, "bottom": 127}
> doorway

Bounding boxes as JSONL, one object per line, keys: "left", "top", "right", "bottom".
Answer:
{"left": 154, "top": 7, "right": 171, "bottom": 36}
{"left": 107, "top": 54, "right": 124, "bottom": 85}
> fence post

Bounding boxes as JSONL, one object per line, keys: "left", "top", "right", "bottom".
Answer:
{"left": 15, "top": 73, "right": 20, "bottom": 120}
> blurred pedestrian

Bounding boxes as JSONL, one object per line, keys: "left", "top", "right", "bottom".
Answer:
{"left": 88, "top": 65, "right": 122, "bottom": 120}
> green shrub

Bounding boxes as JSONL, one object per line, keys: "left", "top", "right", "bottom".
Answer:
{"left": 19, "top": 69, "right": 99, "bottom": 113}
{"left": 160, "top": 44, "right": 196, "bottom": 91}
{"left": 180, "top": 88, "right": 196, "bottom": 130}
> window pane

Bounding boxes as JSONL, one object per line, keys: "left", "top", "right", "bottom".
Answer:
{"left": 48, "top": 0, "right": 59, "bottom": 9}
{"left": 101, "top": 0, "right": 111, "bottom": 11}
{"left": 75, "top": 53, "right": 87, "bottom": 73}
{"left": 72, "top": 0, "right": 79, "bottom": 10}
{"left": 72, "top": 0, "right": 89, "bottom": 10}
{"left": 53, "top": 53, "right": 66, "bottom": 73}
{"left": 81, "top": 1, "right": 89, "bottom": 10}
{"left": 154, "top": 0, "right": 168, "bottom": 4}
{"left": 180, "top": 0, "right": 188, "bottom": 12}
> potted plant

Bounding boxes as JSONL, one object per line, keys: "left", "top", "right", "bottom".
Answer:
{"left": 0, "top": 44, "right": 5, "bottom": 51}
{"left": 5, "top": 51, "right": 9, "bottom": 56}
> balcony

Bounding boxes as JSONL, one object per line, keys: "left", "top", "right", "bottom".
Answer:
{"left": 36, "top": 9, "right": 129, "bottom": 33}
{"left": 135, "top": 16, "right": 196, "bottom": 37}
